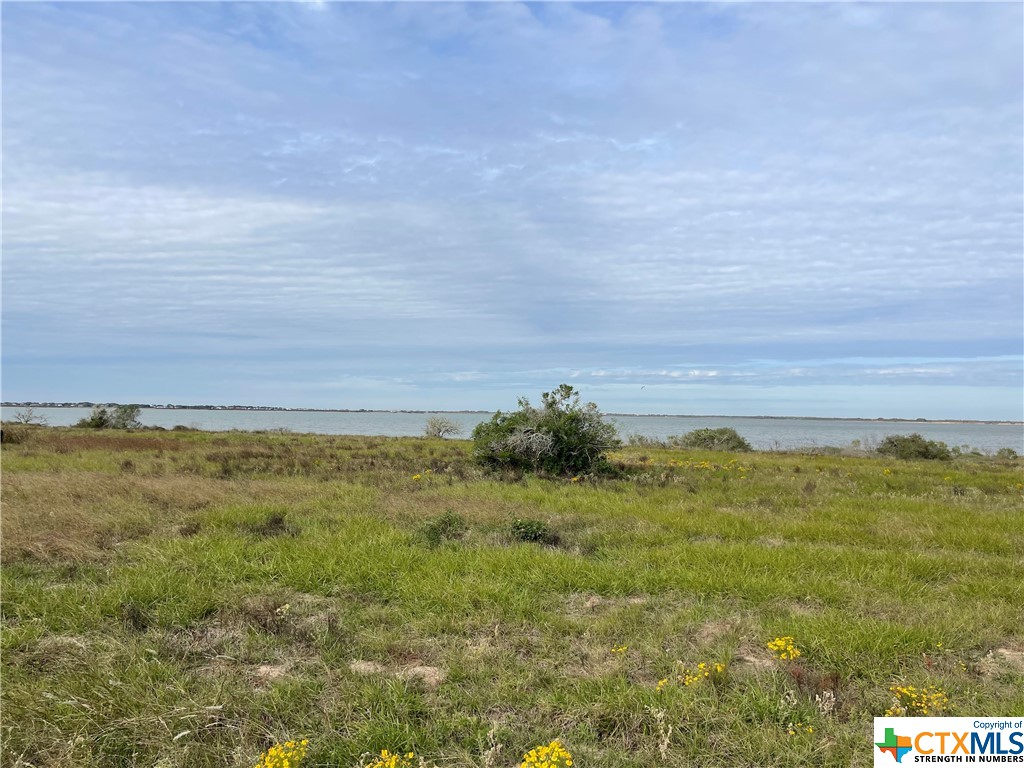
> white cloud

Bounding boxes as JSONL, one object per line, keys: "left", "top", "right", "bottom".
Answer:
{"left": 2, "top": 2, "right": 1020, "bottom": 417}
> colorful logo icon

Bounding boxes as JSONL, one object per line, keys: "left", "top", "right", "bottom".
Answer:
{"left": 876, "top": 727, "right": 913, "bottom": 762}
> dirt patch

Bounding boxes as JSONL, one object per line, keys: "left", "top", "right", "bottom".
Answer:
{"left": 978, "top": 647, "right": 1024, "bottom": 678}
{"left": 696, "top": 619, "right": 739, "bottom": 645}
{"left": 583, "top": 595, "right": 604, "bottom": 610}
{"left": 464, "top": 635, "right": 497, "bottom": 659}
{"left": 732, "top": 648, "right": 775, "bottom": 675}
{"left": 396, "top": 665, "right": 446, "bottom": 689}
{"left": 36, "top": 635, "right": 89, "bottom": 654}
{"left": 566, "top": 644, "right": 622, "bottom": 680}
{"left": 254, "top": 663, "right": 289, "bottom": 681}
{"left": 18, "top": 634, "right": 92, "bottom": 672}
{"left": 162, "top": 624, "right": 247, "bottom": 662}
{"left": 779, "top": 598, "right": 824, "bottom": 617}
{"left": 348, "top": 659, "right": 447, "bottom": 689}
{"left": 349, "top": 660, "right": 386, "bottom": 675}
{"left": 565, "top": 593, "right": 649, "bottom": 615}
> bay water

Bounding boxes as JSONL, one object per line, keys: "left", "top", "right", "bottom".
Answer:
{"left": 4, "top": 407, "right": 1021, "bottom": 453}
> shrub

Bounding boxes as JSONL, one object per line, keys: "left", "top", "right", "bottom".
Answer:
{"left": 74, "top": 404, "right": 142, "bottom": 430}
{"left": 627, "top": 434, "right": 667, "bottom": 448}
{"left": 876, "top": 433, "right": 951, "bottom": 461}
{"left": 0, "top": 425, "right": 29, "bottom": 445}
{"left": 995, "top": 447, "right": 1019, "bottom": 460}
{"left": 423, "top": 416, "right": 463, "bottom": 439}
{"left": 421, "top": 510, "right": 468, "bottom": 546}
{"left": 509, "top": 517, "right": 559, "bottom": 546}
{"left": 669, "top": 427, "right": 752, "bottom": 452}
{"left": 472, "top": 384, "right": 619, "bottom": 475}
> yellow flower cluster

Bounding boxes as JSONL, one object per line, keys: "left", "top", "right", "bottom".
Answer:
{"left": 657, "top": 661, "right": 726, "bottom": 690}
{"left": 668, "top": 459, "right": 751, "bottom": 472}
{"left": 786, "top": 722, "right": 814, "bottom": 736}
{"left": 253, "top": 740, "right": 309, "bottom": 768}
{"left": 767, "top": 637, "right": 801, "bottom": 661}
{"left": 521, "top": 739, "right": 573, "bottom": 768}
{"left": 883, "top": 468, "right": 893, "bottom": 476}
{"left": 365, "top": 750, "right": 418, "bottom": 768}
{"left": 610, "top": 644, "right": 628, "bottom": 654}
{"left": 885, "top": 684, "right": 951, "bottom": 717}
{"left": 411, "top": 469, "right": 434, "bottom": 481}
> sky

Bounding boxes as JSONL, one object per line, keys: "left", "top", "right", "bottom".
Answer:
{"left": 2, "top": 2, "right": 1022, "bottom": 419}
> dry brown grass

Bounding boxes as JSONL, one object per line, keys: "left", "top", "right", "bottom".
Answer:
{"left": 0, "top": 471, "right": 310, "bottom": 563}
{"left": 7, "top": 428, "right": 190, "bottom": 454}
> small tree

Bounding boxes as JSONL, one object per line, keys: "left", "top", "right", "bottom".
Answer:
{"left": 472, "top": 384, "right": 619, "bottom": 475}
{"left": 75, "top": 406, "right": 113, "bottom": 429}
{"left": 74, "top": 404, "right": 142, "bottom": 430}
{"left": 423, "top": 416, "right": 463, "bottom": 439}
{"left": 109, "top": 404, "right": 142, "bottom": 430}
{"left": 12, "top": 407, "right": 48, "bottom": 426}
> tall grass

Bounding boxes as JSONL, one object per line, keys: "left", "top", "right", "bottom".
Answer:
{"left": 2, "top": 427, "right": 1022, "bottom": 766}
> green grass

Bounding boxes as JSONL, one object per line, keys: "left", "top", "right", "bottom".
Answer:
{"left": 2, "top": 427, "right": 1022, "bottom": 767}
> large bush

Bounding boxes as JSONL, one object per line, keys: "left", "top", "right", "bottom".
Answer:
{"left": 670, "top": 427, "right": 752, "bottom": 452}
{"left": 876, "top": 433, "right": 951, "bottom": 461}
{"left": 472, "top": 384, "right": 619, "bottom": 475}
{"left": 74, "top": 404, "right": 142, "bottom": 430}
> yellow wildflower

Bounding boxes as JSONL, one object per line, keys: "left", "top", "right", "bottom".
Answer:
{"left": 521, "top": 739, "right": 573, "bottom": 768}
{"left": 767, "top": 636, "right": 801, "bottom": 661}
{"left": 364, "top": 750, "right": 419, "bottom": 768}
{"left": 253, "top": 739, "right": 309, "bottom": 768}
{"left": 885, "top": 684, "right": 951, "bottom": 717}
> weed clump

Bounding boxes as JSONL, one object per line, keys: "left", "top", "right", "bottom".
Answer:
{"left": 877, "top": 433, "right": 951, "bottom": 461}
{"left": 509, "top": 517, "right": 559, "bottom": 546}
{"left": 1, "top": 425, "right": 30, "bottom": 445}
{"left": 421, "top": 510, "right": 468, "bottom": 546}
{"left": 472, "top": 384, "right": 619, "bottom": 475}
{"left": 249, "top": 511, "right": 300, "bottom": 537}
{"left": 119, "top": 600, "right": 151, "bottom": 631}
{"left": 669, "top": 427, "right": 752, "bottom": 452}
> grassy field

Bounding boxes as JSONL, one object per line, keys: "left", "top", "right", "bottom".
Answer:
{"left": 2, "top": 426, "right": 1022, "bottom": 767}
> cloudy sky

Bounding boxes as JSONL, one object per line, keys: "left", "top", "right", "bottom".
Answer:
{"left": 3, "top": 2, "right": 1022, "bottom": 419}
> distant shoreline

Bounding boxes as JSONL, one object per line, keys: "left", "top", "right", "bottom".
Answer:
{"left": 3, "top": 402, "right": 1021, "bottom": 426}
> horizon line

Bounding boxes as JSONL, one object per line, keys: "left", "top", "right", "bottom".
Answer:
{"left": 3, "top": 402, "right": 1021, "bottom": 426}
